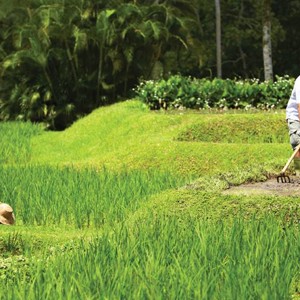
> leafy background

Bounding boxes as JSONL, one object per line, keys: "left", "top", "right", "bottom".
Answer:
{"left": 0, "top": 0, "right": 299, "bottom": 129}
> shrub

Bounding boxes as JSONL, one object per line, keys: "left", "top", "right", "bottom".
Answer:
{"left": 134, "top": 75, "right": 294, "bottom": 110}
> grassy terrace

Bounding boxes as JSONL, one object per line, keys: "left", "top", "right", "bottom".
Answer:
{"left": 1, "top": 100, "right": 300, "bottom": 299}
{"left": 25, "top": 100, "right": 287, "bottom": 178}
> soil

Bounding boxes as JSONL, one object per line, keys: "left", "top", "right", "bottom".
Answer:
{"left": 223, "top": 176, "right": 300, "bottom": 197}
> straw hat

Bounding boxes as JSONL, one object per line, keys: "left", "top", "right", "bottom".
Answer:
{"left": 0, "top": 203, "right": 15, "bottom": 225}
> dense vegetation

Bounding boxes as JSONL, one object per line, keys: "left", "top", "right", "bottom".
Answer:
{"left": 3, "top": 217, "right": 300, "bottom": 299}
{"left": 1, "top": 1, "right": 300, "bottom": 297}
{"left": 0, "top": 0, "right": 299, "bottom": 129}
{"left": 0, "top": 165, "right": 190, "bottom": 227}
{"left": 135, "top": 74, "right": 294, "bottom": 110}
{"left": 1, "top": 101, "right": 300, "bottom": 299}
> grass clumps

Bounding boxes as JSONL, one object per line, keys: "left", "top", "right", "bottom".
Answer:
{"left": 177, "top": 113, "right": 288, "bottom": 144}
{"left": 1, "top": 215, "right": 299, "bottom": 299}
{"left": 0, "top": 122, "right": 43, "bottom": 164}
{"left": 0, "top": 165, "right": 192, "bottom": 228}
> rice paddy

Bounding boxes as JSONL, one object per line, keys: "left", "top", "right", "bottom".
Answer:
{"left": 0, "top": 165, "right": 190, "bottom": 228}
{"left": 1, "top": 216, "right": 300, "bottom": 299}
{"left": 1, "top": 101, "right": 299, "bottom": 299}
{"left": 0, "top": 121, "right": 43, "bottom": 164}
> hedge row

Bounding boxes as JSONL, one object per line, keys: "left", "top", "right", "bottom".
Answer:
{"left": 134, "top": 75, "right": 294, "bottom": 110}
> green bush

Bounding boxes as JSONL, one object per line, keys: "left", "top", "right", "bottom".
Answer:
{"left": 134, "top": 75, "right": 294, "bottom": 110}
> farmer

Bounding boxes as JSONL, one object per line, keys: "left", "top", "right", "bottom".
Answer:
{"left": 286, "top": 76, "right": 300, "bottom": 150}
{"left": 0, "top": 203, "right": 15, "bottom": 225}
{"left": 286, "top": 76, "right": 300, "bottom": 174}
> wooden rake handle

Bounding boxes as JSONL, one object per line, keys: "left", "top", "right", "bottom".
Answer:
{"left": 280, "top": 144, "right": 300, "bottom": 174}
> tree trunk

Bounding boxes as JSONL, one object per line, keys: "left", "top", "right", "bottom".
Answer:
{"left": 262, "top": 0, "right": 273, "bottom": 81}
{"left": 215, "top": 0, "right": 222, "bottom": 78}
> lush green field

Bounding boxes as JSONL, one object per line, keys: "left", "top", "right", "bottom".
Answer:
{"left": 0, "top": 165, "right": 190, "bottom": 228}
{"left": 2, "top": 216, "right": 300, "bottom": 299}
{"left": 1, "top": 100, "right": 300, "bottom": 299}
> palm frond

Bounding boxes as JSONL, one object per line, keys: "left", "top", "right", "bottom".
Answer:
{"left": 73, "top": 27, "right": 88, "bottom": 52}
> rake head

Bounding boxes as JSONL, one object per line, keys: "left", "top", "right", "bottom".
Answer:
{"left": 277, "top": 173, "right": 291, "bottom": 183}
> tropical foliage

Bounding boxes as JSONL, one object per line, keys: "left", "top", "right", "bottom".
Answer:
{"left": 0, "top": 0, "right": 197, "bottom": 129}
{"left": 0, "top": 0, "right": 299, "bottom": 129}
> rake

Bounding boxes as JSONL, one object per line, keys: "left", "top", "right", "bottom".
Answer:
{"left": 277, "top": 144, "right": 300, "bottom": 183}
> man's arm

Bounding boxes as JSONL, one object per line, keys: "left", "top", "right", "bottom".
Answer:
{"left": 296, "top": 77, "right": 300, "bottom": 114}
{"left": 296, "top": 103, "right": 300, "bottom": 157}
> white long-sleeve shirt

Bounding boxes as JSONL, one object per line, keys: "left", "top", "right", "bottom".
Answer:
{"left": 286, "top": 76, "right": 300, "bottom": 121}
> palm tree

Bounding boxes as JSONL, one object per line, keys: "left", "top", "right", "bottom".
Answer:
{"left": 0, "top": 0, "right": 200, "bottom": 128}
{"left": 0, "top": 2, "right": 56, "bottom": 120}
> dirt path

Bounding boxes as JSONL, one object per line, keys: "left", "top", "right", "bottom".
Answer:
{"left": 223, "top": 177, "right": 300, "bottom": 197}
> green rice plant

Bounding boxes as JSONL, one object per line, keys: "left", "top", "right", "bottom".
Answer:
{"left": 0, "top": 165, "right": 191, "bottom": 228}
{"left": 1, "top": 215, "right": 299, "bottom": 299}
{"left": 0, "top": 122, "right": 43, "bottom": 164}
{"left": 0, "top": 232, "right": 25, "bottom": 255}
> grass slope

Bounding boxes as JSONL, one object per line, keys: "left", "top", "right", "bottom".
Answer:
{"left": 30, "top": 100, "right": 290, "bottom": 178}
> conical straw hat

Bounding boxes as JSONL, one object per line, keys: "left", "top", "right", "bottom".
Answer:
{"left": 0, "top": 203, "right": 15, "bottom": 225}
